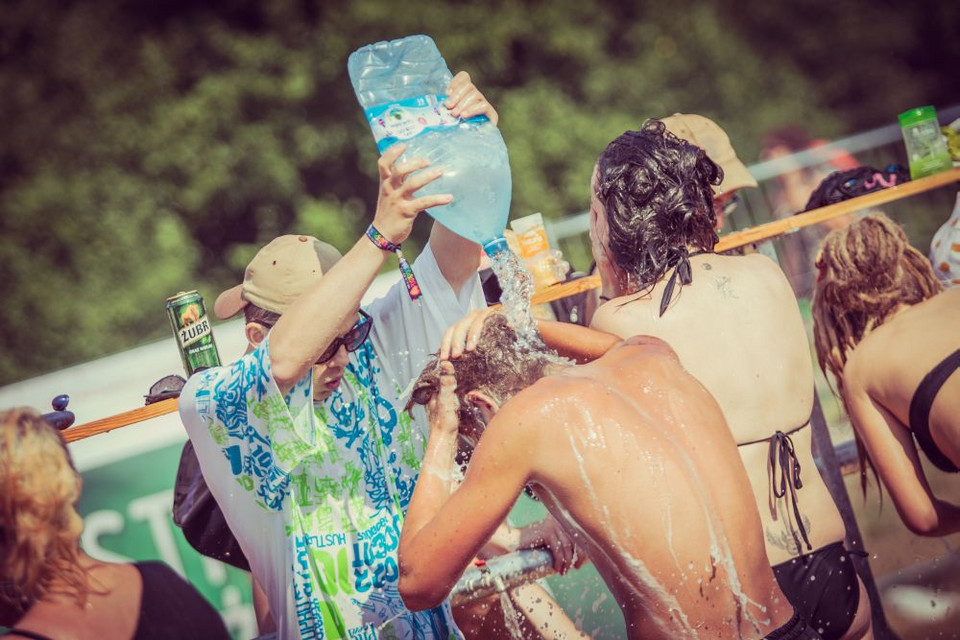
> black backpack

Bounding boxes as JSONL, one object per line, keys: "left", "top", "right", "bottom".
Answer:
{"left": 803, "top": 164, "right": 910, "bottom": 211}
{"left": 149, "top": 374, "right": 250, "bottom": 572}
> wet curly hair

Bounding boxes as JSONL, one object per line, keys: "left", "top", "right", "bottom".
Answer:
{"left": 594, "top": 119, "right": 722, "bottom": 292}
{"left": 1, "top": 408, "right": 88, "bottom": 618}
{"left": 406, "top": 315, "right": 556, "bottom": 435}
{"left": 811, "top": 213, "right": 943, "bottom": 494}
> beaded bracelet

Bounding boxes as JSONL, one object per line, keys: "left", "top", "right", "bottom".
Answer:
{"left": 365, "top": 225, "right": 422, "bottom": 301}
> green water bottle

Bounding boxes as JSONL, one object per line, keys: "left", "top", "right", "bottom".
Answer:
{"left": 899, "top": 106, "right": 952, "bottom": 179}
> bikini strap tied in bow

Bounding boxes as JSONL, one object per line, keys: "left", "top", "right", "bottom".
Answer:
{"left": 658, "top": 246, "right": 703, "bottom": 317}
{"left": 769, "top": 430, "right": 813, "bottom": 555}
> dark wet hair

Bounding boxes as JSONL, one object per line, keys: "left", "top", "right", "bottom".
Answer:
{"left": 595, "top": 120, "right": 722, "bottom": 292}
{"left": 406, "top": 315, "right": 555, "bottom": 434}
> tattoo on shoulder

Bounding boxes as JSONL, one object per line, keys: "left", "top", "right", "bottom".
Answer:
{"left": 715, "top": 275, "right": 737, "bottom": 299}
{"left": 702, "top": 262, "right": 712, "bottom": 271}
{"left": 765, "top": 514, "right": 812, "bottom": 556}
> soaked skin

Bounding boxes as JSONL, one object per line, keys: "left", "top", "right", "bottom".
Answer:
{"left": 531, "top": 337, "right": 793, "bottom": 639}
{"left": 400, "top": 336, "right": 795, "bottom": 640}
{"left": 590, "top": 197, "right": 872, "bottom": 637}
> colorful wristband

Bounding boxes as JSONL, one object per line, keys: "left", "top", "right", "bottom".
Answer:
{"left": 366, "top": 225, "right": 422, "bottom": 301}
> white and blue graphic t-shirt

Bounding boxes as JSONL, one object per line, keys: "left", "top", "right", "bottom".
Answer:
{"left": 180, "top": 243, "right": 483, "bottom": 640}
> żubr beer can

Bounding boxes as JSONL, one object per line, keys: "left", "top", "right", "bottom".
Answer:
{"left": 166, "top": 290, "right": 221, "bottom": 376}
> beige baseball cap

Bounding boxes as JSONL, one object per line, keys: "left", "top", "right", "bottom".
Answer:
{"left": 214, "top": 235, "right": 343, "bottom": 319}
{"left": 660, "top": 113, "right": 758, "bottom": 195}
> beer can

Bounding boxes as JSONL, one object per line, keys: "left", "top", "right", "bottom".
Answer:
{"left": 166, "top": 290, "right": 221, "bottom": 376}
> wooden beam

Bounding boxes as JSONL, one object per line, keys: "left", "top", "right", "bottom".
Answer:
{"left": 530, "top": 167, "right": 960, "bottom": 306}
{"left": 715, "top": 167, "right": 960, "bottom": 253}
{"left": 61, "top": 168, "right": 960, "bottom": 443}
{"left": 63, "top": 398, "right": 179, "bottom": 443}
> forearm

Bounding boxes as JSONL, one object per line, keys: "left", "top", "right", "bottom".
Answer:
{"left": 430, "top": 222, "right": 481, "bottom": 295}
{"left": 538, "top": 320, "right": 620, "bottom": 363}
{"left": 269, "top": 237, "right": 386, "bottom": 389}
{"left": 400, "top": 428, "right": 461, "bottom": 554}
{"left": 398, "top": 427, "right": 464, "bottom": 609}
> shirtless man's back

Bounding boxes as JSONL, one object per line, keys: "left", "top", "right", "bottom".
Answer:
{"left": 399, "top": 324, "right": 814, "bottom": 640}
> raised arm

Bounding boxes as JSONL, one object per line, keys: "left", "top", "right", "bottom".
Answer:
{"left": 398, "top": 365, "right": 533, "bottom": 610}
{"left": 429, "top": 71, "right": 500, "bottom": 293}
{"left": 845, "top": 376, "right": 960, "bottom": 536}
{"left": 539, "top": 320, "right": 620, "bottom": 364}
{"left": 269, "top": 145, "right": 450, "bottom": 393}
{"left": 439, "top": 307, "right": 619, "bottom": 363}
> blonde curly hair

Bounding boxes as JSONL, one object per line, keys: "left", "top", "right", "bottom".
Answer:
{"left": 811, "top": 213, "right": 943, "bottom": 492}
{"left": 1, "top": 408, "right": 88, "bottom": 617}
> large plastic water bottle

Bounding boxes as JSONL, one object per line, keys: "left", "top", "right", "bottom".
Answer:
{"left": 348, "top": 35, "right": 511, "bottom": 256}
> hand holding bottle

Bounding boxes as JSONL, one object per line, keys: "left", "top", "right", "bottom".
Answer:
{"left": 373, "top": 144, "right": 453, "bottom": 245}
{"left": 444, "top": 71, "right": 498, "bottom": 126}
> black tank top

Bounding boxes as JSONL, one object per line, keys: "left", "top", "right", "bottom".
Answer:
{"left": 3, "top": 561, "right": 229, "bottom": 640}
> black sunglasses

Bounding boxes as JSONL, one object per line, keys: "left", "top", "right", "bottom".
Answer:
{"left": 316, "top": 309, "right": 373, "bottom": 364}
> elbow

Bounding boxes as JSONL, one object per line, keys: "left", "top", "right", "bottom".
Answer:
{"left": 397, "top": 553, "right": 447, "bottom": 611}
{"left": 270, "top": 361, "right": 300, "bottom": 392}
{"left": 267, "top": 344, "right": 306, "bottom": 391}
{"left": 398, "top": 572, "right": 446, "bottom": 612}
{"left": 903, "top": 507, "right": 946, "bottom": 537}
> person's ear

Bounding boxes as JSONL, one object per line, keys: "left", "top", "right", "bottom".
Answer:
{"left": 465, "top": 390, "right": 499, "bottom": 423}
{"left": 245, "top": 322, "right": 268, "bottom": 347}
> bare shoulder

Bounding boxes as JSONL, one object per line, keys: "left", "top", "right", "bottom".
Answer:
{"left": 732, "top": 252, "right": 793, "bottom": 288}
{"left": 841, "top": 344, "right": 874, "bottom": 398}
{"left": 590, "top": 295, "right": 655, "bottom": 338}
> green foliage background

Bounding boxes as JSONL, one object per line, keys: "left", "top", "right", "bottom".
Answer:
{"left": 1, "top": 0, "right": 957, "bottom": 384}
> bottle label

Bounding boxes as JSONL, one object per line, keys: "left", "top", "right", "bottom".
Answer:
{"left": 364, "top": 94, "right": 486, "bottom": 153}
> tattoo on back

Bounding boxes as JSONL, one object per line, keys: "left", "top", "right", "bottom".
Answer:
{"left": 702, "top": 262, "right": 712, "bottom": 271}
{"left": 715, "top": 275, "right": 737, "bottom": 299}
{"left": 765, "top": 514, "right": 813, "bottom": 556}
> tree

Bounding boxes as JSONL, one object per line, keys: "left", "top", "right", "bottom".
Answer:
{"left": 1, "top": 0, "right": 954, "bottom": 384}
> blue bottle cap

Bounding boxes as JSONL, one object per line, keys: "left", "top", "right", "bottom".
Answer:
{"left": 482, "top": 236, "right": 510, "bottom": 258}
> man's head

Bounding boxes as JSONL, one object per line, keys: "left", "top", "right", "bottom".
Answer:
{"left": 661, "top": 113, "right": 757, "bottom": 228}
{"left": 213, "top": 235, "right": 353, "bottom": 401}
{"left": 407, "top": 315, "right": 556, "bottom": 443}
{"left": 591, "top": 120, "right": 722, "bottom": 292}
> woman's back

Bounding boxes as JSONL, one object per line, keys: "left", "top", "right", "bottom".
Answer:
{"left": 846, "top": 286, "right": 960, "bottom": 466}
{"left": 595, "top": 253, "right": 813, "bottom": 435}
{"left": 591, "top": 252, "right": 848, "bottom": 563}
{"left": 5, "top": 560, "right": 229, "bottom": 640}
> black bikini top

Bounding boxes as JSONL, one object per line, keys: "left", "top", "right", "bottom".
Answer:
{"left": 738, "top": 421, "right": 814, "bottom": 556}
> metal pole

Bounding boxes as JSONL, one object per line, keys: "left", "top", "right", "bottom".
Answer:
{"left": 810, "top": 393, "right": 901, "bottom": 639}
{"left": 450, "top": 549, "right": 556, "bottom": 607}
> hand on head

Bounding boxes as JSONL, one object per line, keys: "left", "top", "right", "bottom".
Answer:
{"left": 445, "top": 71, "right": 498, "bottom": 126}
{"left": 426, "top": 361, "right": 461, "bottom": 436}
{"left": 373, "top": 144, "right": 453, "bottom": 245}
{"left": 439, "top": 307, "right": 500, "bottom": 360}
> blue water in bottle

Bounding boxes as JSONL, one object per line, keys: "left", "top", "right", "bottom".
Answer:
{"left": 348, "top": 35, "right": 511, "bottom": 257}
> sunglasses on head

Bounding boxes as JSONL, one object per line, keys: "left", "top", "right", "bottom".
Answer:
{"left": 315, "top": 309, "right": 373, "bottom": 364}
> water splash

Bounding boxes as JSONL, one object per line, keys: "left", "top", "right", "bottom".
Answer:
{"left": 496, "top": 579, "right": 526, "bottom": 640}
{"left": 488, "top": 250, "right": 542, "bottom": 350}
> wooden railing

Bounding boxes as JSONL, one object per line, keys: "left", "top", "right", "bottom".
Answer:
{"left": 62, "top": 167, "right": 960, "bottom": 444}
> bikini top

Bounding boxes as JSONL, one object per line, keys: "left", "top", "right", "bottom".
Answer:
{"left": 908, "top": 348, "right": 960, "bottom": 473}
{"left": 738, "top": 421, "right": 813, "bottom": 556}
{"left": 657, "top": 247, "right": 711, "bottom": 317}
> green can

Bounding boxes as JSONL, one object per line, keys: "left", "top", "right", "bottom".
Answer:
{"left": 166, "top": 290, "right": 221, "bottom": 376}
